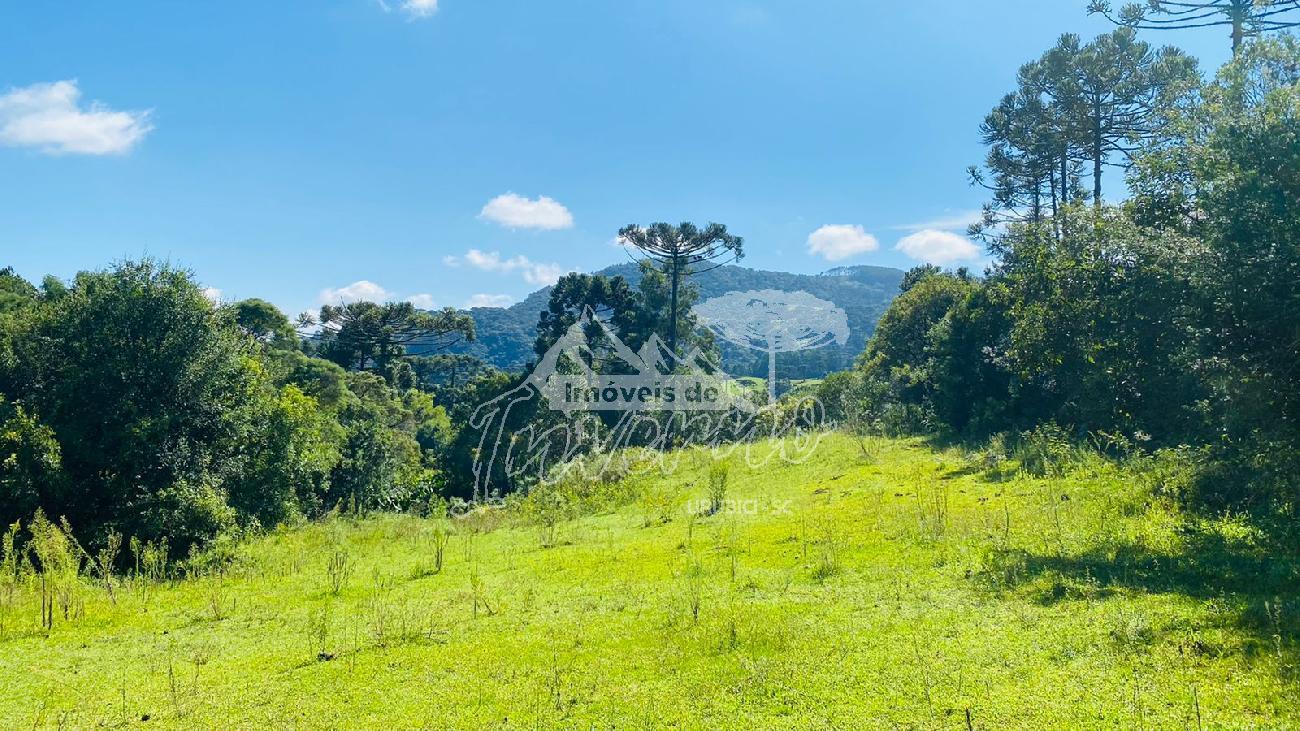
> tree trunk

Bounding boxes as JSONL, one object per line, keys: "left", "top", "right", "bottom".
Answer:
{"left": 767, "top": 343, "right": 777, "bottom": 405}
{"left": 1231, "top": 5, "right": 1244, "bottom": 55}
{"left": 1050, "top": 164, "right": 1060, "bottom": 241}
{"left": 1060, "top": 147, "right": 1068, "bottom": 205}
{"left": 1060, "top": 147, "right": 1070, "bottom": 234}
{"left": 668, "top": 258, "right": 680, "bottom": 355}
{"left": 1093, "top": 100, "right": 1104, "bottom": 207}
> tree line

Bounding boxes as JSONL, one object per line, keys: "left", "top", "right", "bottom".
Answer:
{"left": 821, "top": 33, "right": 1300, "bottom": 514}
{"left": 0, "top": 222, "right": 748, "bottom": 557}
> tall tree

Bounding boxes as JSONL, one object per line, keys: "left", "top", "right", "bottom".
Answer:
{"left": 972, "top": 30, "right": 1197, "bottom": 217}
{"left": 534, "top": 273, "right": 643, "bottom": 367}
{"left": 1069, "top": 28, "right": 1199, "bottom": 205}
{"left": 1089, "top": 0, "right": 1300, "bottom": 54}
{"left": 229, "top": 298, "right": 297, "bottom": 347}
{"left": 617, "top": 222, "right": 743, "bottom": 355}
{"left": 309, "top": 301, "right": 475, "bottom": 374}
{"left": 10, "top": 260, "right": 257, "bottom": 552}
{"left": 0, "top": 267, "right": 39, "bottom": 315}
{"left": 1189, "top": 37, "right": 1300, "bottom": 441}
{"left": 973, "top": 38, "right": 1089, "bottom": 236}
{"left": 858, "top": 271, "right": 978, "bottom": 430}
{"left": 970, "top": 81, "right": 1075, "bottom": 232}
{"left": 409, "top": 354, "right": 496, "bottom": 395}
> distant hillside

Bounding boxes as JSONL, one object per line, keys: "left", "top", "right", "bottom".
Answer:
{"left": 449, "top": 263, "right": 904, "bottom": 377}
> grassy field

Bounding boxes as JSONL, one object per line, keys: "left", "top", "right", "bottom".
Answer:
{"left": 1, "top": 434, "right": 1297, "bottom": 728}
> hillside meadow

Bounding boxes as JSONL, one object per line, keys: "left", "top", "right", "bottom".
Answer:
{"left": 1, "top": 434, "right": 1296, "bottom": 729}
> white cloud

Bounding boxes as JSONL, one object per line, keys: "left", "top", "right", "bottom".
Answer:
{"left": 892, "top": 210, "right": 983, "bottom": 233}
{"left": 806, "top": 224, "right": 879, "bottom": 261}
{"left": 894, "top": 229, "right": 982, "bottom": 264}
{"left": 479, "top": 192, "right": 574, "bottom": 230}
{"left": 406, "top": 293, "right": 436, "bottom": 309}
{"left": 202, "top": 287, "right": 222, "bottom": 303}
{"left": 376, "top": 0, "right": 438, "bottom": 18}
{"left": 451, "top": 248, "right": 565, "bottom": 286}
{"left": 318, "top": 280, "right": 394, "bottom": 305}
{"left": 0, "top": 80, "right": 152, "bottom": 155}
{"left": 401, "top": 0, "right": 438, "bottom": 17}
{"left": 523, "top": 262, "right": 563, "bottom": 286}
{"left": 465, "top": 293, "right": 513, "bottom": 308}
{"left": 463, "top": 249, "right": 510, "bottom": 270}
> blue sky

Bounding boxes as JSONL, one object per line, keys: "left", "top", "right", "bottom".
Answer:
{"left": 0, "top": 1, "right": 1231, "bottom": 317}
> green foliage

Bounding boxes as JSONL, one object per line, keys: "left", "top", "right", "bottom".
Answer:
{"left": 706, "top": 461, "right": 730, "bottom": 515}
{"left": 446, "top": 261, "right": 903, "bottom": 375}
{"left": 0, "top": 258, "right": 461, "bottom": 558}
{"left": 1190, "top": 38, "right": 1300, "bottom": 448}
{"left": 0, "top": 267, "right": 39, "bottom": 316}
{"left": 857, "top": 270, "right": 977, "bottom": 433}
{"left": 971, "top": 28, "right": 1198, "bottom": 230}
{"left": 0, "top": 397, "right": 64, "bottom": 528}
{"left": 841, "top": 36, "right": 1300, "bottom": 521}
{"left": 313, "top": 300, "right": 474, "bottom": 374}
{"left": 0, "top": 520, "right": 22, "bottom": 638}
{"left": 534, "top": 272, "right": 644, "bottom": 359}
{"left": 228, "top": 298, "right": 298, "bottom": 347}
{"left": 408, "top": 353, "right": 497, "bottom": 404}
{"left": 330, "top": 418, "right": 420, "bottom": 514}
{"left": 226, "top": 384, "right": 344, "bottom": 527}
{"left": 268, "top": 348, "right": 356, "bottom": 410}
{"left": 7, "top": 260, "right": 252, "bottom": 553}
{"left": 28, "top": 510, "right": 85, "bottom": 629}
{"left": 629, "top": 259, "right": 714, "bottom": 357}
{"left": 618, "top": 222, "right": 743, "bottom": 354}
{"left": 1089, "top": 0, "right": 1300, "bottom": 54}
{"left": 1013, "top": 422, "right": 1077, "bottom": 477}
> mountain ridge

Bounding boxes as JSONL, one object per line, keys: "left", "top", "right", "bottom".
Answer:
{"left": 450, "top": 262, "right": 905, "bottom": 376}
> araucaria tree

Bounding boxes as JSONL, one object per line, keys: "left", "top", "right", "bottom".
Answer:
{"left": 310, "top": 301, "right": 475, "bottom": 375}
{"left": 972, "top": 28, "right": 1198, "bottom": 231}
{"left": 855, "top": 34, "right": 1300, "bottom": 511}
{"left": 534, "top": 273, "right": 643, "bottom": 369}
{"left": 1089, "top": 0, "right": 1300, "bottom": 54}
{"left": 1070, "top": 29, "right": 1199, "bottom": 206}
{"left": 617, "top": 222, "right": 743, "bottom": 354}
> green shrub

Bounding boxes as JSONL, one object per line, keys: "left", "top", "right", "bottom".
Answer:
{"left": 0, "top": 398, "right": 65, "bottom": 528}
{"left": 707, "top": 462, "right": 730, "bottom": 515}
{"left": 227, "top": 384, "right": 343, "bottom": 528}
{"left": 0, "top": 521, "right": 22, "bottom": 637}
{"left": 1014, "top": 422, "right": 1077, "bottom": 477}
{"left": 28, "top": 511, "right": 86, "bottom": 629}
{"left": 11, "top": 260, "right": 256, "bottom": 555}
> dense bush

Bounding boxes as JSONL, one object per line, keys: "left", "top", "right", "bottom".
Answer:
{"left": 842, "top": 37, "right": 1300, "bottom": 516}
{"left": 0, "top": 260, "right": 461, "bottom": 555}
{"left": 2, "top": 261, "right": 256, "bottom": 553}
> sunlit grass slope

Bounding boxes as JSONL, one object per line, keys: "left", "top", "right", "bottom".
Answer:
{"left": 1, "top": 434, "right": 1297, "bottom": 728}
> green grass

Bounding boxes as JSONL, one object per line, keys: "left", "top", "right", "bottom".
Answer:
{"left": 2, "top": 434, "right": 1297, "bottom": 728}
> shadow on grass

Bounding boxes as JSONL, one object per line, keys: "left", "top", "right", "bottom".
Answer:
{"left": 984, "top": 524, "right": 1300, "bottom": 666}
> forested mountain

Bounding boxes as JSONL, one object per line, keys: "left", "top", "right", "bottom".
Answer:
{"left": 449, "top": 262, "right": 905, "bottom": 376}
